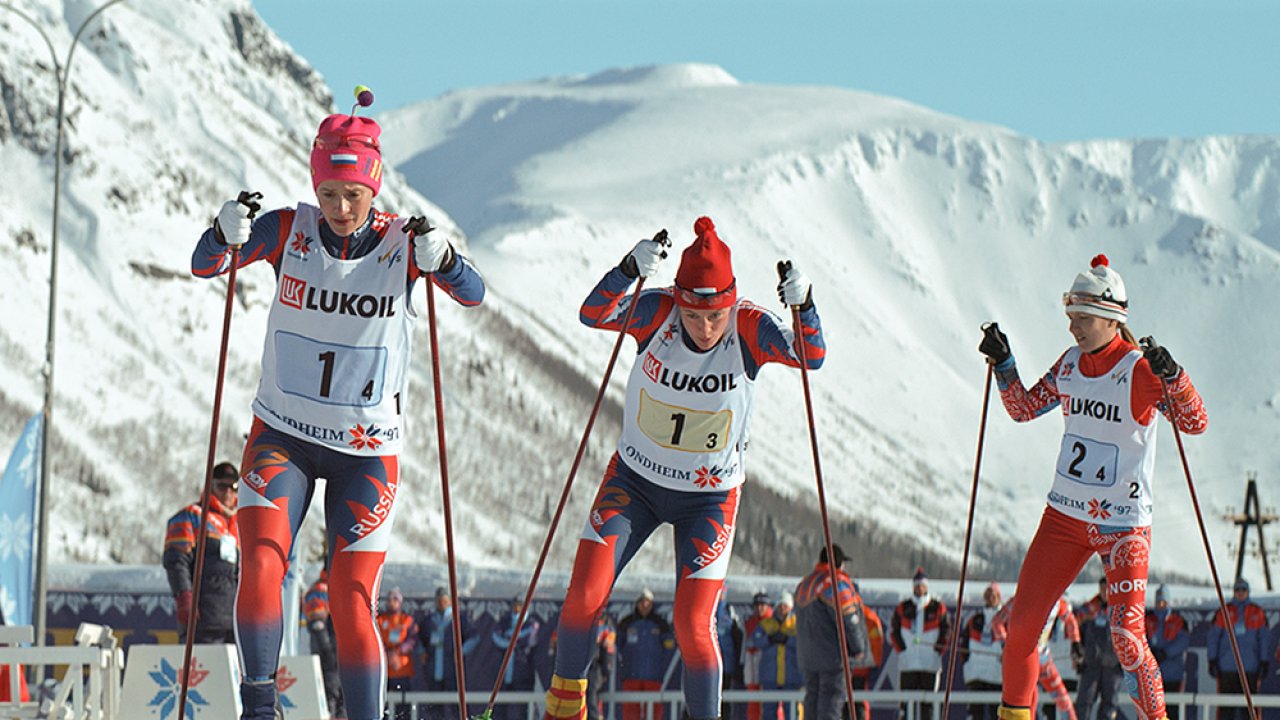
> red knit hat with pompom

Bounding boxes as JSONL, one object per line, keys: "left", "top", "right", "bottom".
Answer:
{"left": 674, "top": 216, "right": 736, "bottom": 309}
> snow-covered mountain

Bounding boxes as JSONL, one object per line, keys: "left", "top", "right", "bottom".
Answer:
{"left": 381, "top": 64, "right": 1280, "bottom": 578}
{"left": 2, "top": 0, "right": 1276, "bottom": 584}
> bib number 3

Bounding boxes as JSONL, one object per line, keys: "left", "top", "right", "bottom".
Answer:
{"left": 637, "top": 390, "right": 732, "bottom": 453}
{"left": 1055, "top": 434, "right": 1119, "bottom": 487}
{"left": 275, "top": 331, "right": 388, "bottom": 407}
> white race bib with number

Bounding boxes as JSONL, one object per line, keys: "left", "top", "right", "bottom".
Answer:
{"left": 253, "top": 204, "right": 414, "bottom": 456}
{"left": 1047, "top": 348, "right": 1157, "bottom": 526}
{"left": 617, "top": 302, "right": 754, "bottom": 492}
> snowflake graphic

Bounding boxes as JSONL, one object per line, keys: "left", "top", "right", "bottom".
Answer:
{"left": 348, "top": 424, "right": 383, "bottom": 451}
{"left": 290, "top": 232, "right": 312, "bottom": 255}
{"left": 147, "top": 657, "right": 210, "bottom": 718}
{"left": 693, "top": 466, "right": 722, "bottom": 489}
{"left": 0, "top": 512, "right": 32, "bottom": 561}
{"left": 661, "top": 323, "right": 678, "bottom": 343}
{"left": 1088, "top": 498, "right": 1112, "bottom": 520}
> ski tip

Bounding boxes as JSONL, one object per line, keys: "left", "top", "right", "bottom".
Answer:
{"left": 470, "top": 710, "right": 493, "bottom": 720}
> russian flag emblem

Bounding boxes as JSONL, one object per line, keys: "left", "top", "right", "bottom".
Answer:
{"left": 330, "top": 153, "right": 359, "bottom": 166}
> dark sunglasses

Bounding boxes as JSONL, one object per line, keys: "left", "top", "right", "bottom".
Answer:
{"left": 215, "top": 481, "right": 239, "bottom": 492}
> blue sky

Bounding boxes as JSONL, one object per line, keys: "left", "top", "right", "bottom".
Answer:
{"left": 253, "top": 0, "right": 1279, "bottom": 142}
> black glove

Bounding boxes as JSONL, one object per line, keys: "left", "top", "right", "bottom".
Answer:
{"left": 979, "top": 322, "right": 1011, "bottom": 365}
{"left": 1208, "top": 660, "right": 1219, "bottom": 678}
{"left": 1139, "top": 337, "right": 1180, "bottom": 380}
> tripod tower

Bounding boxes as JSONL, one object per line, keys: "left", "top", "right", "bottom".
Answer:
{"left": 1226, "top": 473, "right": 1276, "bottom": 590}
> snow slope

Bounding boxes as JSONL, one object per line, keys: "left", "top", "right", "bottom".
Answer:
{"left": 383, "top": 64, "right": 1280, "bottom": 577}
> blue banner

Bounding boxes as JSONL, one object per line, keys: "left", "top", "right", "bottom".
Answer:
{"left": 0, "top": 413, "right": 41, "bottom": 628}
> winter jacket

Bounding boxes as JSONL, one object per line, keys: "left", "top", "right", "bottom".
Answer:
{"left": 492, "top": 610, "right": 541, "bottom": 686}
{"left": 1206, "top": 600, "right": 1271, "bottom": 673}
{"left": 617, "top": 611, "right": 675, "bottom": 682}
{"left": 960, "top": 607, "right": 1003, "bottom": 685}
{"left": 162, "top": 496, "right": 239, "bottom": 634}
{"left": 750, "top": 612, "right": 801, "bottom": 689}
{"left": 1144, "top": 608, "right": 1190, "bottom": 683}
{"left": 379, "top": 610, "right": 418, "bottom": 679}
{"left": 794, "top": 562, "right": 869, "bottom": 675}
{"left": 716, "top": 600, "right": 743, "bottom": 680}
{"left": 891, "top": 595, "right": 949, "bottom": 673}
{"left": 741, "top": 608, "right": 773, "bottom": 685}
{"left": 419, "top": 607, "right": 479, "bottom": 684}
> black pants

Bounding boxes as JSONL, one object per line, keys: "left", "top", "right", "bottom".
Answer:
{"left": 900, "top": 671, "right": 939, "bottom": 720}
{"left": 966, "top": 680, "right": 1001, "bottom": 720}
{"left": 1216, "top": 672, "right": 1260, "bottom": 720}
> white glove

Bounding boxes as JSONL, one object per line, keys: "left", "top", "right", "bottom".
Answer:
{"left": 626, "top": 238, "right": 667, "bottom": 278}
{"left": 412, "top": 229, "right": 453, "bottom": 273}
{"left": 777, "top": 263, "right": 812, "bottom": 307}
{"left": 215, "top": 200, "right": 252, "bottom": 247}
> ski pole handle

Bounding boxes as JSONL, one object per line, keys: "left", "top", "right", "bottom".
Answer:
{"left": 404, "top": 216, "right": 436, "bottom": 238}
{"left": 777, "top": 260, "right": 792, "bottom": 282}
{"left": 1138, "top": 335, "right": 1158, "bottom": 353}
{"left": 236, "top": 191, "right": 263, "bottom": 220}
{"left": 652, "top": 228, "right": 671, "bottom": 256}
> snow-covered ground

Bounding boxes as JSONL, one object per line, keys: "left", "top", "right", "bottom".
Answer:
{"left": 2, "top": 0, "right": 1277, "bottom": 584}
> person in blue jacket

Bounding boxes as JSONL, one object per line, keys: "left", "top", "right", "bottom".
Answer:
{"left": 1143, "top": 585, "right": 1189, "bottom": 720}
{"left": 751, "top": 592, "right": 801, "bottom": 720}
{"left": 493, "top": 595, "right": 542, "bottom": 720}
{"left": 1206, "top": 578, "right": 1271, "bottom": 720}
{"left": 617, "top": 589, "right": 677, "bottom": 720}
{"left": 418, "top": 587, "right": 479, "bottom": 720}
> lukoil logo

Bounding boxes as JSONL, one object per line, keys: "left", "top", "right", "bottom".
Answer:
{"left": 280, "top": 275, "right": 307, "bottom": 310}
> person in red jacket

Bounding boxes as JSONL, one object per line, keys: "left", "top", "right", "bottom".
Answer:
{"left": 1206, "top": 578, "right": 1270, "bottom": 720}
{"left": 742, "top": 592, "right": 774, "bottom": 720}
{"left": 979, "top": 255, "right": 1208, "bottom": 720}
{"left": 163, "top": 461, "right": 240, "bottom": 644}
{"left": 378, "top": 587, "right": 418, "bottom": 720}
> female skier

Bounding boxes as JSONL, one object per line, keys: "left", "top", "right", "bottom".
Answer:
{"left": 978, "top": 255, "right": 1207, "bottom": 720}
{"left": 192, "top": 97, "right": 485, "bottom": 720}
{"left": 544, "top": 216, "right": 825, "bottom": 720}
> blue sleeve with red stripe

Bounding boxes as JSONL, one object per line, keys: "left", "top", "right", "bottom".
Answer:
{"left": 190, "top": 208, "right": 292, "bottom": 277}
{"left": 579, "top": 265, "right": 672, "bottom": 349}
{"left": 737, "top": 302, "right": 825, "bottom": 380}
{"left": 409, "top": 253, "right": 486, "bottom": 307}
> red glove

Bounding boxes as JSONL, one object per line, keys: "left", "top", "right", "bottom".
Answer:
{"left": 176, "top": 590, "right": 194, "bottom": 626}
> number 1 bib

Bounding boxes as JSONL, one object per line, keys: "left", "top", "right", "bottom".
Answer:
{"left": 252, "top": 204, "right": 414, "bottom": 456}
{"left": 1048, "top": 348, "right": 1157, "bottom": 526}
{"left": 617, "top": 303, "right": 754, "bottom": 492}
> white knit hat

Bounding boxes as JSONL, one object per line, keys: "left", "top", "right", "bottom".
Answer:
{"left": 1063, "top": 254, "right": 1128, "bottom": 322}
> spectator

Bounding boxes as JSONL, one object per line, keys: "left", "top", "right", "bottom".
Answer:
{"left": 1207, "top": 577, "right": 1270, "bottom": 720}
{"left": 419, "top": 587, "right": 478, "bottom": 719}
{"left": 585, "top": 611, "right": 617, "bottom": 720}
{"left": 1144, "top": 585, "right": 1189, "bottom": 720}
{"left": 717, "top": 597, "right": 744, "bottom": 720}
{"left": 850, "top": 583, "right": 885, "bottom": 720}
{"left": 379, "top": 587, "right": 419, "bottom": 720}
{"left": 492, "top": 595, "right": 542, "bottom": 720}
{"left": 1047, "top": 596, "right": 1081, "bottom": 693}
{"left": 960, "top": 583, "right": 1004, "bottom": 720}
{"left": 303, "top": 568, "right": 342, "bottom": 718}
{"left": 891, "top": 567, "right": 949, "bottom": 720}
{"left": 1074, "top": 578, "right": 1121, "bottom": 720}
{"left": 795, "top": 543, "right": 868, "bottom": 720}
{"left": 618, "top": 589, "right": 676, "bottom": 720}
{"left": 742, "top": 592, "right": 774, "bottom": 720}
{"left": 992, "top": 594, "right": 1077, "bottom": 720}
{"left": 752, "top": 592, "right": 801, "bottom": 720}
{"left": 162, "top": 461, "right": 239, "bottom": 644}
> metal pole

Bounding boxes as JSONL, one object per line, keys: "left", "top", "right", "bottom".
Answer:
{"left": 0, "top": 0, "right": 130, "bottom": 653}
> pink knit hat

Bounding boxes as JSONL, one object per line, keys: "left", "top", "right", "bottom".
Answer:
{"left": 310, "top": 114, "right": 383, "bottom": 195}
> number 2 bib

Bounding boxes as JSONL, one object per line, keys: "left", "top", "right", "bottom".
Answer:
{"left": 617, "top": 303, "right": 754, "bottom": 492}
{"left": 1048, "top": 348, "right": 1157, "bottom": 526}
{"left": 252, "top": 204, "right": 414, "bottom": 456}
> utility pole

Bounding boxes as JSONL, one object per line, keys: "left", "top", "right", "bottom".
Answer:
{"left": 1224, "top": 472, "right": 1275, "bottom": 590}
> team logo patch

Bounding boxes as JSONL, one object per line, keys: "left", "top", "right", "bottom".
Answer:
{"left": 378, "top": 245, "right": 403, "bottom": 267}
{"left": 693, "top": 465, "right": 723, "bottom": 489}
{"left": 279, "top": 275, "right": 306, "bottom": 309}
{"left": 289, "top": 232, "right": 312, "bottom": 257}
{"left": 642, "top": 352, "right": 662, "bottom": 382}
{"left": 348, "top": 423, "right": 383, "bottom": 451}
{"left": 1060, "top": 361, "right": 1076, "bottom": 379}
{"left": 660, "top": 322, "right": 679, "bottom": 345}
{"left": 1087, "top": 497, "right": 1112, "bottom": 520}
{"left": 1109, "top": 534, "right": 1150, "bottom": 569}
{"left": 329, "top": 152, "right": 358, "bottom": 166}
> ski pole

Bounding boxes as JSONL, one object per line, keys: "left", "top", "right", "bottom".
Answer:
{"left": 178, "top": 190, "right": 260, "bottom": 720}
{"left": 940, "top": 340, "right": 996, "bottom": 720}
{"left": 778, "top": 260, "right": 857, "bottom": 716}
{"left": 1140, "top": 336, "right": 1259, "bottom": 720}
{"left": 475, "top": 230, "right": 671, "bottom": 720}
{"left": 406, "top": 216, "right": 470, "bottom": 720}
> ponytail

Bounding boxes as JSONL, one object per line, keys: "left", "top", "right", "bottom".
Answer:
{"left": 1118, "top": 323, "right": 1137, "bottom": 346}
